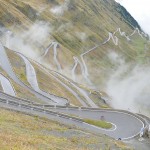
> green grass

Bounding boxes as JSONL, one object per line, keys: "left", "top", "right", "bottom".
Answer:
{"left": 84, "top": 119, "right": 112, "bottom": 129}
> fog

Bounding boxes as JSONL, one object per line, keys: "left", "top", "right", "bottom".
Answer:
{"left": 50, "top": 5, "right": 67, "bottom": 16}
{"left": 50, "top": 0, "right": 69, "bottom": 16}
{"left": 106, "top": 52, "right": 150, "bottom": 116}
{"left": 0, "top": 8, "right": 149, "bottom": 116}
{"left": 0, "top": 21, "right": 52, "bottom": 59}
{"left": 75, "top": 32, "right": 87, "bottom": 42}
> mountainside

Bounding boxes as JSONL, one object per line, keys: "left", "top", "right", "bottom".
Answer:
{"left": 0, "top": 0, "right": 150, "bottom": 149}
{"left": 0, "top": 0, "right": 150, "bottom": 112}
{"left": 0, "top": 2, "right": 146, "bottom": 69}
{"left": 1, "top": 108, "right": 131, "bottom": 150}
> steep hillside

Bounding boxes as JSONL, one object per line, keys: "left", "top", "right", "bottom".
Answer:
{"left": 0, "top": 0, "right": 150, "bottom": 114}
{"left": 0, "top": 1, "right": 150, "bottom": 149}
{"left": 0, "top": 108, "right": 132, "bottom": 150}
{"left": 0, "top": 0, "right": 147, "bottom": 83}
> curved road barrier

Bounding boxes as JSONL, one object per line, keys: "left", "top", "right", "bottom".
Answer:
{"left": 0, "top": 95, "right": 145, "bottom": 140}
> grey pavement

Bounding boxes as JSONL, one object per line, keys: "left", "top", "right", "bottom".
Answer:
{"left": 0, "top": 43, "right": 65, "bottom": 105}
{"left": 43, "top": 107, "right": 144, "bottom": 140}
{"left": 18, "top": 53, "right": 67, "bottom": 105}
{"left": 0, "top": 98, "right": 144, "bottom": 140}
{"left": 0, "top": 73, "right": 15, "bottom": 96}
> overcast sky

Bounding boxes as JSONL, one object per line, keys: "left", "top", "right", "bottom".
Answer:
{"left": 115, "top": 0, "right": 150, "bottom": 35}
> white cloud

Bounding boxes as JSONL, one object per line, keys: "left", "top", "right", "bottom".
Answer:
{"left": 115, "top": 0, "right": 150, "bottom": 35}
{"left": 106, "top": 52, "right": 150, "bottom": 116}
{"left": 50, "top": 0, "right": 70, "bottom": 16}
{"left": 0, "top": 21, "right": 52, "bottom": 59}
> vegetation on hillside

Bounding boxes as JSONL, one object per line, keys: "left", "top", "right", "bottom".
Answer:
{"left": 0, "top": 0, "right": 149, "bottom": 148}
{"left": 84, "top": 119, "right": 112, "bottom": 129}
{"left": 0, "top": 0, "right": 149, "bottom": 88}
{"left": 0, "top": 108, "right": 132, "bottom": 150}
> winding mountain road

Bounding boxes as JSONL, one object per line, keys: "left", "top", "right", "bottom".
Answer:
{"left": 42, "top": 42, "right": 62, "bottom": 72}
{"left": 72, "top": 56, "right": 85, "bottom": 81}
{"left": 33, "top": 60, "right": 89, "bottom": 107}
{"left": 46, "top": 106, "right": 145, "bottom": 140}
{"left": 72, "top": 27, "right": 144, "bottom": 85}
{"left": 18, "top": 53, "right": 67, "bottom": 105}
{"left": 0, "top": 96, "right": 145, "bottom": 140}
{"left": 53, "top": 42, "right": 62, "bottom": 72}
{"left": 0, "top": 73, "right": 15, "bottom": 96}
{"left": 0, "top": 43, "right": 67, "bottom": 105}
{"left": 0, "top": 27, "right": 148, "bottom": 141}
{"left": 128, "top": 28, "right": 144, "bottom": 39}
{"left": 53, "top": 71, "right": 98, "bottom": 108}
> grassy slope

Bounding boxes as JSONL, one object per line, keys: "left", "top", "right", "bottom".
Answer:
{"left": 0, "top": 0, "right": 146, "bottom": 148}
{"left": 0, "top": 83, "right": 2, "bottom": 91}
{"left": 5, "top": 48, "right": 83, "bottom": 106}
{"left": 32, "top": 61, "right": 82, "bottom": 106}
{"left": 6, "top": 48, "right": 30, "bottom": 86}
{"left": 0, "top": 0, "right": 134, "bottom": 53}
{"left": 5, "top": 48, "right": 80, "bottom": 105}
{"left": 1, "top": 47, "right": 106, "bottom": 107}
{"left": 84, "top": 119, "right": 112, "bottom": 129}
{"left": 85, "top": 33, "right": 150, "bottom": 86}
{"left": 0, "top": 0, "right": 149, "bottom": 88}
{"left": 0, "top": 108, "right": 132, "bottom": 150}
{"left": 0, "top": 66, "right": 43, "bottom": 103}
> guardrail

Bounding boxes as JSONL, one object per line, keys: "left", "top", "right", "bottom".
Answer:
{"left": 0, "top": 95, "right": 147, "bottom": 139}
{"left": 0, "top": 90, "right": 36, "bottom": 104}
{"left": 137, "top": 114, "right": 150, "bottom": 122}
{"left": 0, "top": 91, "right": 70, "bottom": 107}
{"left": 32, "top": 104, "right": 146, "bottom": 127}
{"left": 1, "top": 93, "right": 71, "bottom": 112}
{"left": 0, "top": 98, "right": 83, "bottom": 123}
{"left": 0, "top": 86, "right": 147, "bottom": 137}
